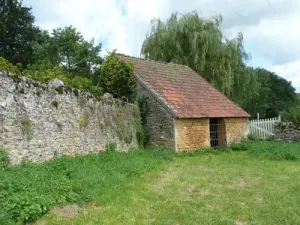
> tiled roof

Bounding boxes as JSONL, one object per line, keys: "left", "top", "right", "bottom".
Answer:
{"left": 119, "top": 54, "right": 250, "bottom": 118}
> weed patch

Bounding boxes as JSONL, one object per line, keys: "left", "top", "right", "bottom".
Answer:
{"left": 0, "top": 148, "right": 9, "bottom": 169}
{"left": 79, "top": 111, "right": 89, "bottom": 129}
{"left": 248, "top": 141, "right": 300, "bottom": 161}
{"left": 51, "top": 100, "right": 60, "bottom": 109}
{"left": 0, "top": 149, "right": 177, "bottom": 223}
{"left": 20, "top": 116, "right": 33, "bottom": 141}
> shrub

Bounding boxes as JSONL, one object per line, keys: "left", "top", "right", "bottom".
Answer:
{"left": 24, "top": 64, "right": 66, "bottom": 83}
{"left": 0, "top": 58, "right": 103, "bottom": 99}
{"left": 25, "top": 65, "right": 103, "bottom": 99}
{"left": 281, "top": 106, "right": 300, "bottom": 124}
{"left": 0, "top": 148, "right": 9, "bottom": 169}
{"left": 100, "top": 51, "right": 135, "bottom": 98}
{"left": 0, "top": 57, "right": 21, "bottom": 79}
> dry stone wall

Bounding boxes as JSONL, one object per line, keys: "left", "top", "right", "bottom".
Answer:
{"left": 0, "top": 71, "right": 138, "bottom": 164}
{"left": 274, "top": 122, "right": 300, "bottom": 141}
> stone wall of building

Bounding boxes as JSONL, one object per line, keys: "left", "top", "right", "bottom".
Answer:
{"left": 0, "top": 72, "right": 138, "bottom": 164}
{"left": 136, "top": 82, "right": 175, "bottom": 149}
{"left": 225, "top": 118, "right": 249, "bottom": 145}
{"left": 274, "top": 122, "right": 300, "bottom": 141}
{"left": 174, "top": 119, "right": 210, "bottom": 151}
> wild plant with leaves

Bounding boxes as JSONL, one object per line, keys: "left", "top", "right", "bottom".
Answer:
{"left": 100, "top": 51, "right": 136, "bottom": 98}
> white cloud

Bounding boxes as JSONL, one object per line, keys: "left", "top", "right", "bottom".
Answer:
{"left": 269, "top": 60, "right": 300, "bottom": 92}
{"left": 239, "top": 10, "right": 300, "bottom": 64}
{"left": 23, "top": 0, "right": 300, "bottom": 91}
{"left": 26, "top": 0, "right": 131, "bottom": 54}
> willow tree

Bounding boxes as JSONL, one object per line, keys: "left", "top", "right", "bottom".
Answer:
{"left": 141, "top": 12, "right": 259, "bottom": 109}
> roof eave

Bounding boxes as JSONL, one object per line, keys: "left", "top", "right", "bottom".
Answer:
{"left": 176, "top": 114, "right": 251, "bottom": 119}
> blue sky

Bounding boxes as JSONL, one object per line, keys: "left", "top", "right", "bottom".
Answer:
{"left": 24, "top": 0, "right": 300, "bottom": 92}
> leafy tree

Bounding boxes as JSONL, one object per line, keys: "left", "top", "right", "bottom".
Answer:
{"left": 281, "top": 106, "right": 300, "bottom": 124}
{"left": 141, "top": 12, "right": 259, "bottom": 109}
{"left": 33, "top": 26, "right": 102, "bottom": 84}
{"left": 100, "top": 51, "right": 135, "bottom": 98}
{"left": 248, "top": 68, "right": 297, "bottom": 118}
{"left": 32, "top": 30, "right": 58, "bottom": 68}
{"left": 0, "top": 0, "right": 40, "bottom": 66}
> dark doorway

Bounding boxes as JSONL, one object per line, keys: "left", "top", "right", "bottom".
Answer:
{"left": 209, "top": 118, "right": 227, "bottom": 147}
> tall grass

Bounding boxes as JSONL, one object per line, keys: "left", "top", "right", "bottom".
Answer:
{"left": 0, "top": 149, "right": 175, "bottom": 224}
{"left": 247, "top": 141, "right": 300, "bottom": 161}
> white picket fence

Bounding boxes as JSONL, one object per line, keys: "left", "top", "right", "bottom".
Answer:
{"left": 249, "top": 116, "right": 281, "bottom": 139}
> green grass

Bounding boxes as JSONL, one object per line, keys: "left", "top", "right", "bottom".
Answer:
{"left": 38, "top": 149, "right": 300, "bottom": 225}
{"left": 247, "top": 140, "right": 300, "bottom": 160}
{"left": 1, "top": 141, "right": 300, "bottom": 224}
{"left": 0, "top": 149, "right": 176, "bottom": 224}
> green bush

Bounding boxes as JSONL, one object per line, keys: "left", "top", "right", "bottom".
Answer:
{"left": 281, "top": 106, "right": 300, "bottom": 124}
{"left": 0, "top": 58, "right": 103, "bottom": 99}
{"left": 25, "top": 64, "right": 103, "bottom": 99}
{"left": 0, "top": 57, "right": 21, "bottom": 79}
{"left": 100, "top": 51, "right": 135, "bottom": 98}
{"left": 0, "top": 148, "right": 9, "bottom": 169}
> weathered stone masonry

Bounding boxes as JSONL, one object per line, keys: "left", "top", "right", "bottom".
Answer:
{"left": 0, "top": 72, "right": 138, "bottom": 164}
{"left": 174, "top": 118, "right": 248, "bottom": 151}
{"left": 137, "top": 82, "right": 175, "bottom": 149}
{"left": 225, "top": 118, "right": 249, "bottom": 145}
{"left": 174, "top": 119, "right": 210, "bottom": 151}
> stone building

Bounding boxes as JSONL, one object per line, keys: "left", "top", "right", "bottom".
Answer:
{"left": 119, "top": 54, "right": 250, "bottom": 151}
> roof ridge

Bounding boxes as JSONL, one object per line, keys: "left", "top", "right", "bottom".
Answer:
{"left": 117, "top": 53, "right": 190, "bottom": 68}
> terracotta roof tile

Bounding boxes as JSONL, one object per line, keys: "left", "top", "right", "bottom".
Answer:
{"left": 119, "top": 54, "right": 250, "bottom": 118}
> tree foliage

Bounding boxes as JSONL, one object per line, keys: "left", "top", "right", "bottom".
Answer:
{"left": 296, "top": 93, "right": 300, "bottom": 105}
{"left": 0, "top": 0, "right": 40, "bottom": 66}
{"left": 141, "top": 12, "right": 259, "bottom": 108}
{"left": 247, "top": 68, "right": 297, "bottom": 118}
{"left": 32, "top": 26, "right": 102, "bottom": 84}
{"left": 100, "top": 51, "right": 135, "bottom": 98}
{"left": 281, "top": 106, "right": 300, "bottom": 124}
